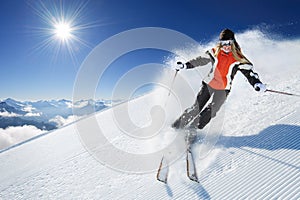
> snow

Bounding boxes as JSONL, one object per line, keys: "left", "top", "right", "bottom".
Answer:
{"left": 0, "top": 30, "right": 300, "bottom": 199}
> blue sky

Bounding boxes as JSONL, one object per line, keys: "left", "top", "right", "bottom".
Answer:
{"left": 1, "top": 0, "right": 299, "bottom": 101}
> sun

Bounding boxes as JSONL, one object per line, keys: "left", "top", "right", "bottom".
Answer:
{"left": 29, "top": 0, "right": 97, "bottom": 64}
{"left": 54, "top": 22, "right": 73, "bottom": 41}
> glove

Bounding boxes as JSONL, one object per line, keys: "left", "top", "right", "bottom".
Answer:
{"left": 175, "top": 61, "right": 186, "bottom": 71}
{"left": 254, "top": 83, "right": 267, "bottom": 92}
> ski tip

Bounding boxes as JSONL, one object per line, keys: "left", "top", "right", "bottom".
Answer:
{"left": 193, "top": 179, "right": 200, "bottom": 183}
{"left": 157, "top": 178, "right": 167, "bottom": 184}
{"left": 188, "top": 176, "right": 199, "bottom": 183}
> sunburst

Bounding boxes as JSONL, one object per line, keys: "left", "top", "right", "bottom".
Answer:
{"left": 54, "top": 21, "right": 72, "bottom": 41}
{"left": 28, "top": 0, "right": 97, "bottom": 64}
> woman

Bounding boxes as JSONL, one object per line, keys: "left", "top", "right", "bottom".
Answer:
{"left": 172, "top": 28, "right": 266, "bottom": 130}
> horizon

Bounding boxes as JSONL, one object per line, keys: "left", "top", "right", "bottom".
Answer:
{"left": 0, "top": 97, "right": 122, "bottom": 102}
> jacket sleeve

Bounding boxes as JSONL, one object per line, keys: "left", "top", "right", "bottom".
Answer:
{"left": 238, "top": 64, "right": 262, "bottom": 87}
{"left": 185, "top": 51, "right": 212, "bottom": 69}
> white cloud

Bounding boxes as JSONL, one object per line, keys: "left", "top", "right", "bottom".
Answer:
{"left": 0, "top": 111, "right": 21, "bottom": 117}
{"left": 22, "top": 105, "right": 42, "bottom": 117}
{"left": 49, "top": 115, "right": 80, "bottom": 127}
{"left": 23, "top": 105, "right": 35, "bottom": 112}
{"left": 0, "top": 125, "right": 45, "bottom": 150}
{"left": 65, "top": 101, "right": 73, "bottom": 108}
{"left": 73, "top": 101, "right": 89, "bottom": 108}
{"left": 24, "top": 112, "right": 41, "bottom": 117}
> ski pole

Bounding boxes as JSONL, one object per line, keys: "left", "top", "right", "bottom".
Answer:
{"left": 164, "top": 69, "right": 179, "bottom": 107}
{"left": 166, "top": 69, "right": 179, "bottom": 98}
{"left": 266, "top": 89, "right": 300, "bottom": 97}
{"left": 165, "top": 62, "right": 187, "bottom": 99}
{"left": 157, "top": 69, "right": 179, "bottom": 183}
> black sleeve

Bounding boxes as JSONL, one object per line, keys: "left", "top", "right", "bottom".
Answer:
{"left": 239, "top": 65, "right": 262, "bottom": 87}
{"left": 186, "top": 62, "right": 197, "bottom": 69}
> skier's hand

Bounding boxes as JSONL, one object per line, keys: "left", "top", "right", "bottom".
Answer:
{"left": 175, "top": 61, "right": 186, "bottom": 71}
{"left": 254, "top": 83, "right": 267, "bottom": 92}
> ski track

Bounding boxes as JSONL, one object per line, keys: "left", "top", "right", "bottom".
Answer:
{"left": 204, "top": 109, "right": 300, "bottom": 199}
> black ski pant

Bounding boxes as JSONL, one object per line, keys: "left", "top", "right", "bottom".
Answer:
{"left": 172, "top": 82, "right": 229, "bottom": 129}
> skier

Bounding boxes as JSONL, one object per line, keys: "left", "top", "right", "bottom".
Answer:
{"left": 172, "top": 28, "right": 266, "bottom": 130}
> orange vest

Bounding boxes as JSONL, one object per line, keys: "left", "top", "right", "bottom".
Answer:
{"left": 208, "top": 50, "right": 238, "bottom": 90}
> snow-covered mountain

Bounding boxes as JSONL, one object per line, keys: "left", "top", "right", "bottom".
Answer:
{"left": 0, "top": 98, "right": 113, "bottom": 150}
{"left": 0, "top": 98, "right": 111, "bottom": 125}
{"left": 0, "top": 30, "right": 299, "bottom": 199}
{"left": 1, "top": 98, "right": 110, "bottom": 119}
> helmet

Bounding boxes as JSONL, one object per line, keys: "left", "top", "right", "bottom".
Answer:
{"left": 219, "top": 28, "right": 241, "bottom": 50}
{"left": 219, "top": 29, "right": 235, "bottom": 41}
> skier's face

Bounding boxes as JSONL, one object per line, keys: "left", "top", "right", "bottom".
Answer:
{"left": 221, "top": 44, "right": 232, "bottom": 53}
{"left": 220, "top": 40, "right": 233, "bottom": 53}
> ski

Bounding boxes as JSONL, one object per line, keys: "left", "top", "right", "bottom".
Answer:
{"left": 156, "top": 129, "right": 199, "bottom": 183}
{"left": 156, "top": 156, "right": 169, "bottom": 183}
{"left": 186, "top": 144, "right": 199, "bottom": 182}
{"left": 185, "top": 128, "right": 199, "bottom": 182}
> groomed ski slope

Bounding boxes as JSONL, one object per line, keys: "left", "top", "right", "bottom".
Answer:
{"left": 0, "top": 78, "right": 299, "bottom": 199}
{"left": 1, "top": 30, "right": 300, "bottom": 199}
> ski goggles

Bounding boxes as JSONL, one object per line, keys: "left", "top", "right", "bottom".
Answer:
{"left": 219, "top": 40, "right": 233, "bottom": 46}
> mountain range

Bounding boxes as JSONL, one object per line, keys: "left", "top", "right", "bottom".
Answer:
{"left": 0, "top": 98, "right": 114, "bottom": 130}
